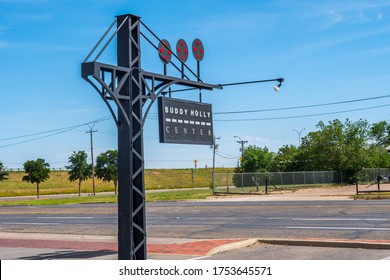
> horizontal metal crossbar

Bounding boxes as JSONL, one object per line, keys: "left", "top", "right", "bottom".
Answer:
{"left": 141, "top": 71, "right": 222, "bottom": 91}
{"left": 82, "top": 62, "right": 222, "bottom": 92}
{"left": 81, "top": 61, "right": 130, "bottom": 79}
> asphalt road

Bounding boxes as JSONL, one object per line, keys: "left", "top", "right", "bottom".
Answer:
{"left": 1, "top": 200, "right": 390, "bottom": 241}
{"left": 148, "top": 200, "right": 390, "bottom": 240}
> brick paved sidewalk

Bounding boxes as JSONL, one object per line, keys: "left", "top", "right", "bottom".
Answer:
{"left": 0, "top": 237, "right": 243, "bottom": 258}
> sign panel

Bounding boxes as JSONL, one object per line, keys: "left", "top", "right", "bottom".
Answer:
{"left": 158, "top": 97, "right": 213, "bottom": 145}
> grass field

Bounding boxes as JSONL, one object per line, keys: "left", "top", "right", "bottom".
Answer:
{"left": 0, "top": 189, "right": 214, "bottom": 206}
{"left": 0, "top": 168, "right": 233, "bottom": 197}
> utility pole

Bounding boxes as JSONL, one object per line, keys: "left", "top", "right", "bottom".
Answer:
{"left": 86, "top": 123, "right": 98, "bottom": 196}
{"left": 211, "top": 136, "right": 221, "bottom": 193}
{"left": 234, "top": 136, "right": 248, "bottom": 171}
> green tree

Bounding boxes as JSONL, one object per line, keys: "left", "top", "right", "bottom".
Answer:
{"left": 66, "top": 151, "right": 91, "bottom": 197}
{"left": 22, "top": 158, "right": 50, "bottom": 198}
{"left": 95, "top": 150, "right": 118, "bottom": 194}
{"left": 240, "top": 145, "right": 275, "bottom": 173}
{"left": 0, "top": 161, "right": 9, "bottom": 181}
{"left": 233, "top": 146, "right": 275, "bottom": 188}
{"left": 273, "top": 145, "right": 302, "bottom": 171}
{"left": 299, "top": 119, "right": 370, "bottom": 181}
{"left": 370, "top": 120, "right": 390, "bottom": 147}
{"left": 365, "top": 144, "right": 390, "bottom": 168}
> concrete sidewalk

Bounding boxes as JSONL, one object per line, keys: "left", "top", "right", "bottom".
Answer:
{"left": 1, "top": 232, "right": 390, "bottom": 260}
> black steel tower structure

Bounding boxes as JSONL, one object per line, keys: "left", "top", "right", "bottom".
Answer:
{"left": 81, "top": 14, "right": 221, "bottom": 260}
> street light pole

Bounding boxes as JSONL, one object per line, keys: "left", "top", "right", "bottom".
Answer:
{"left": 293, "top": 128, "right": 305, "bottom": 146}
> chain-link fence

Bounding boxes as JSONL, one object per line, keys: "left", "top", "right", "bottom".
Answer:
{"left": 361, "top": 168, "right": 390, "bottom": 183}
{"left": 356, "top": 168, "right": 390, "bottom": 194}
{"left": 4, "top": 167, "right": 67, "bottom": 172}
{"left": 213, "top": 168, "right": 390, "bottom": 195}
{"left": 213, "top": 171, "right": 342, "bottom": 194}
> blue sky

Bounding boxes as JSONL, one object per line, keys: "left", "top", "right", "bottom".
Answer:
{"left": 1, "top": 0, "right": 390, "bottom": 169}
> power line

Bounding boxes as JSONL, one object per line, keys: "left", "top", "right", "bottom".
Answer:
{"left": 130, "top": 102, "right": 390, "bottom": 122}
{"left": 0, "top": 125, "right": 80, "bottom": 142}
{"left": 214, "top": 103, "right": 390, "bottom": 122}
{"left": 147, "top": 93, "right": 390, "bottom": 116}
{"left": 216, "top": 152, "right": 238, "bottom": 160}
{"left": 213, "top": 94, "right": 390, "bottom": 115}
{"left": 0, "top": 116, "right": 111, "bottom": 142}
{"left": 2, "top": 94, "right": 389, "bottom": 148}
{"left": 0, "top": 116, "right": 111, "bottom": 148}
{"left": 0, "top": 127, "right": 79, "bottom": 148}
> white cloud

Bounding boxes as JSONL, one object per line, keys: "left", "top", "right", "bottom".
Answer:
{"left": 245, "top": 135, "right": 283, "bottom": 146}
{"left": 297, "top": 1, "right": 389, "bottom": 32}
{"left": 283, "top": 25, "right": 390, "bottom": 61}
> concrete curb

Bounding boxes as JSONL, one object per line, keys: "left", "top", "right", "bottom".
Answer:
{"left": 206, "top": 239, "right": 258, "bottom": 256}
{"left": 205, "top": 237, "right": 390, "bottom": 258}
{"left": 0, "top": 232, "right": 116, "bottom": 242}
{"left": 258, "top": 238, "right": 390, "bottom": 250}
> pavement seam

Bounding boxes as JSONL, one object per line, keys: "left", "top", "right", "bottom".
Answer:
{"left": 258, "top": 238, "right": 390, "bottom": 250}
{"left": 206, "top": 238, "right": 258, "bottom": 256}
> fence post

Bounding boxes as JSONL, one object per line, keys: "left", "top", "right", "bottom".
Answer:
{"left": 241, "top": 173, "right": 244, "bottom": 193}
{"left": 280, "top": 172, "right": 283, "bottom": 187}
{"left": 227, "top": 172, "right": 230, "bottom": 193}
{"left": 293, "top": 172, "right": 295, "bottom": 187}
{"left": 265, "top": 178, "right": 268, "bottom": 195}
{"left": 355, "top": 180, "right": 359, "bottom": 195}
{"left": 377, "top": 175, "right": 381, "bottom": 191}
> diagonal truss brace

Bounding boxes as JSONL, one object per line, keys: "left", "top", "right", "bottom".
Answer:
{"left": 81, "top": 61, "right": 221, "bottom": 126}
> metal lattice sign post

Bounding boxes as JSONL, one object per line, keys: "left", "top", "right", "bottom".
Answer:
{"left": 81, "top": 14, "right": 221, "bottom": 260}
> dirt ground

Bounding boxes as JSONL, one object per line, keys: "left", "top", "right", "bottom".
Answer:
{"left": 212, "top": 183, "right": 390, "bottom": 202}
{"left": 284, "top": 183, "right": 390, "bottom": 198}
